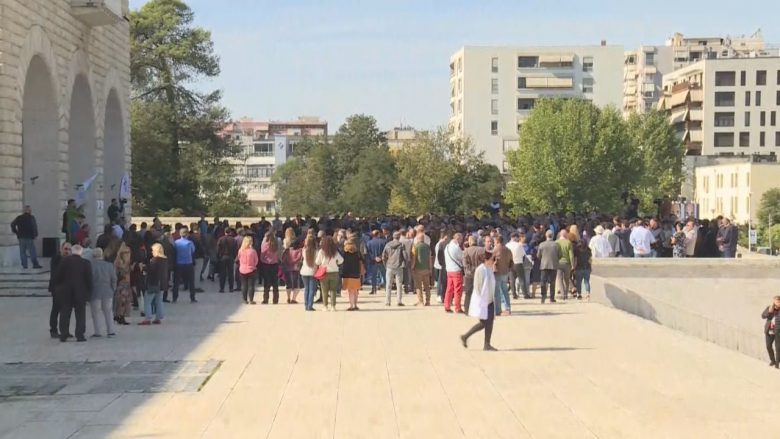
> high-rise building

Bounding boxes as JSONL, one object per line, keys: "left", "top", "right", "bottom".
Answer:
{"left": 658, "top": 57, "right": 780, "bottom": 157}
{"left": 385, "top": 127, "right": 422, "bottom": 151}
{"left": 220, "top": 117, "right": 327, "bottom": 213}
{"left": 449, "top": 45, "right": 623, "bottom": 171}
{"left": 624, "top": 30, "right": 772, "bottom": 117}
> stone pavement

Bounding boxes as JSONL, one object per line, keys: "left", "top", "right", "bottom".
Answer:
{"left": 0, "top": 279, "right": 778, "bottom": 438}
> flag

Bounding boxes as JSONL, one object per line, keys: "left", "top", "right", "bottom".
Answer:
{"left": 118, "top": 173, "right": 131, "bottom": 200}
{"left": 75, "top": 173, "right": 98, "bottom": 207}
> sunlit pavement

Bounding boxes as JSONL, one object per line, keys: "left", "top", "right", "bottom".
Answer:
{"left": 0, "top": 278, "right": 777, "bottom": 439}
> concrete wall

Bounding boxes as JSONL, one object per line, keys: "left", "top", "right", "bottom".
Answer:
{"left": 591, "top": 258, "right": 780, "bottom": 361}
{"left": 0, "top": 0, "right": 131, "bottom": 266}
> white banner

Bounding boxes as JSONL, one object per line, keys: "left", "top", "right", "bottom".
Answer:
{"left": 75, "top": 173, "right": 98, "bottom": 207}
{"left": 119, "top": 173, "right": 131, "bottom": 200}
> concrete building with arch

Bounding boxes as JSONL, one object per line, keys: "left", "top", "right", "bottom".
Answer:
{"left": 0, "top": 0, "right": 130, "bottom": 266}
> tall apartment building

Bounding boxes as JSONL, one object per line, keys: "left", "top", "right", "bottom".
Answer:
{"left": 221, "top": 117, "right": 328, "bottom": 213}
{"left": 658, "top": 57, "right": 780, "bottom": 157}
{"left": 624, "top": 31, "right": 771, "bottom": 117}
{"left": 449, "top": 45, "right": 623, "bottom": 171}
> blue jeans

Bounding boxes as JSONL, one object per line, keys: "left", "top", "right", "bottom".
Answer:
{"left": 144, "top": 286, "right": 164, "bottom": 320}
{"left": 575, "top": 269, "right": 591, "bottom": 295}
{"left": 494, "top": 273, "right": 510, "bottom": 313}
{"left": 368, "top": 262, "right": 385, "bottom": 292}
{"left": 18, "top": 238, "right": 39, "bottom": 268}
{"left": 302, "top": 275, "right": 317, "bottom": 310}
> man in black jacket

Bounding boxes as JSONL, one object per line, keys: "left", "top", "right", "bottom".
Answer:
{"left": 762, "top": 296, "right": 780, "bottom": 368}
{"left": 51, "top": 245, "right": 93, "bottom": 342}
{"left": 10, "top": 205, "right": 42, "bottom": 269}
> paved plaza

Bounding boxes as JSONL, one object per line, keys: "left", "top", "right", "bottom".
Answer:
{"left": 0, "top": 279, "right": 777, "bottom": 439}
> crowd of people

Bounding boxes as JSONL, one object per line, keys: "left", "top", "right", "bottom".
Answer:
{"left": 32, "top": 207, "right": 747, "bottom": 350}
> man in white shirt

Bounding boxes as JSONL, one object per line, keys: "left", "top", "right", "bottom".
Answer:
{"left": 684, "top": 220, "right": 697, "bottom": 257}
{"left": 629, "top": 219, "right": 655, "bottom": 258}
{"left": 589, "top": 225, "right": 613, "bottom": 258}
{"left": 505, "top": 232, "right": 529, "bottom": 299}
{"left": 444, "top": 233, "right": 464, "bottom": 313}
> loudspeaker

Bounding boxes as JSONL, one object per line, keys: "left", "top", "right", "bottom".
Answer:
{"left": 42, "top": 237, "right": 60, "bottom": 258}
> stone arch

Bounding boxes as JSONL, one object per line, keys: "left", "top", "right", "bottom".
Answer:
{"left": 68, "top": 74, "right": 98, "bottom": 241}
{"left": 103, "top": 88, "right": 126, "bottom": 219}
{"left": 17, "top": 26, "right": 62, "bottom": 240}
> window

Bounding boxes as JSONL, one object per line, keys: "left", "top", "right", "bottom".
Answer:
{"left": 715, "top": 71, "right": 735, "bottom": 86}
{"left": 776, "top": 132, "right": 780, "bottom": 147}
{"left": 745, "top": 111, "right": 751, "bottom": 127}
{"left": 739, "top": 132, "right": 750, "bottom": 147}
{"left": 745, "top": 91, "right": 751, "bottom": 106}
{"left": 772, "top": 111, "right": 777, "bottom": 126}
{"left": 252, "top": 143, "right": 273, "bottom": 157}
{"left": 491, "top": 78, "right": 498, "bottom": 94}
{"left": 714, "top": 132, "right": 734, "bottom": 147}
{"left": 715, "top": 91, "right": 735, "bottom": 107}
{"left": 760, "top": 132, "right": 766, "bottom": 147}
{"left": 517, "top": 98, "right": 535, "bottom": 110}
{"left": 761, "top": 111, "right": 766, "bottom": 126}
{"left": 756, "top": 91, "right": 762, "bottom": 106}
{"left": 458, "top": 78, "right": 462, "bottom": 93}
{"left": 583, "top": 56, "right": 594, "bottom": 72}
{"left": 491, "top": 57, "right": 499, "bottom": 73}
{"left": 518, "top": 56, "right": 538, "bottom": 68}
{"left": 491, "top": 99, "right": 498, "bottom": 115}
{"left": 777, "top": 70, "right": 780, "bottom": 85}
{"left": 490, "top": 121, "right": 498, "bottom": 135}
{"left": 582, "top": 77, "right": 594, "bottom": 94}
{"left": 517, "top": 77, "right": 527, "bottom": 89}
{"left": 645, "top": 52, "right": 655, "bottom": 65}
{"left": 741, "top": 71, "right": 746, "bottom": 86}
{"left": 777, "top": 90, "right": 780, "bottom": 105}
{"left": 714, "top": 112, "right": 735, "bottom": 127}
{"left": 247, "top": 165, "right": 275, "bottom": 179}
{"left": 757, "top": 70, "right": 767, "bottom": 86}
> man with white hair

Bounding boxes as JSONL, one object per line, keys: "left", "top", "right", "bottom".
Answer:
{"left": 589, "top": 225, "right": 613, "bottom": 258}
{"left": 50, "top": 244, "right": 93, "bottom": 342}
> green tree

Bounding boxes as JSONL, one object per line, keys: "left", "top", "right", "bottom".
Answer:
{"left": 505, "top": 98, "right": 639, "bottom": 214}
{"left": 130, "top": 0, "right": 248, "bottom": 215}
{"left": 273, "top": 115, "right": 395, "bottom": 215}
{"left": 390, "top": 129, "right": 502, "bottom": 215}
{"left": 627, "top": 109, "right": 685, "bottom": 212}
{"left": 758, "top": 188, "right": 780, "bottom": 228}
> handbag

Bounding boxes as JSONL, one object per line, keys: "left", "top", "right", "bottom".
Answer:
{"left": 314, "top": 264, "right": 328, "bottom": 281}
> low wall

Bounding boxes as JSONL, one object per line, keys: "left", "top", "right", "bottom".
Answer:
{"left": 590, "top": 258, "right": 780, "bottom": 362}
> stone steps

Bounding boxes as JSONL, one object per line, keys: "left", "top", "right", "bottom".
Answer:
{"left": 0, "top": 268, "right": 51, "bottom": 297}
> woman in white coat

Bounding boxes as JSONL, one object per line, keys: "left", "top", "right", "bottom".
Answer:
{"left": 460, "top": 251, "right": 497, "bottom": 351}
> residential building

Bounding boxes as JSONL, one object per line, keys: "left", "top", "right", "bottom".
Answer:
{"left": 694, "top": 155, "right": 780, "bottom": 224}
{"left": 624, "top": 30, "right": 772, "bottom": 117}
{"left": 386, "top": 126, "right": 422, "bottom": 151}
{"left": 0, "top": 0, "right": 131, "bottom": 266}
{"left": 658, "top": 57, "right": 780, "bottom": 157}
{"left": 449, "top": 44, "right": 623, "bottom": 171}
{"left": 221, "top": 117, "right": 328, "bottom": 213}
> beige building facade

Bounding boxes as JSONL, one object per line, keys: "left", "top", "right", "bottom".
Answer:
{"left": 658, "top": 57, "right": 780, "bottom": 157}
{"left": 221, "top": 118, "right": 327, "bottom": 213}
{"left": 449, "top": 45, "right": 623, "bottom": 172}
{"left": 0, "top": 0, "right": 131, "bottom": 266}
{"left": 624, "top": 31, "right": 771, "bottom": 117}
{"left": 694, "top": 158, "right": 780, "bottom": 224}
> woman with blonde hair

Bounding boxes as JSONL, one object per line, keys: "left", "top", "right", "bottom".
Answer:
{"left": 341, "top": 238, "right": 364, "bottom": 311}
{"left": 300, "top": 234, "right": 319, "bottom": 311}
{"left": 140, "top": 243, "right": 168, "bottom": 325}
{"left": 260, "top": 232, "right": 280, "bottom": 304}
{"left": 316, "top": 236, "right": 343, "bottom": 311}
{"left": 113, "top": 242, "right": 133, "bottom": 325}
{"left": 568, "top": 224, "right": 580, "bottom": 244}
{"left": 238, "top": 236, "right": 259, "bottom": 304}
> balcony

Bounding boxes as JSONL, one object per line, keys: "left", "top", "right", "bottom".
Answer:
{"left": 71, "top": 0, "right": 127, "bottom": 26}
